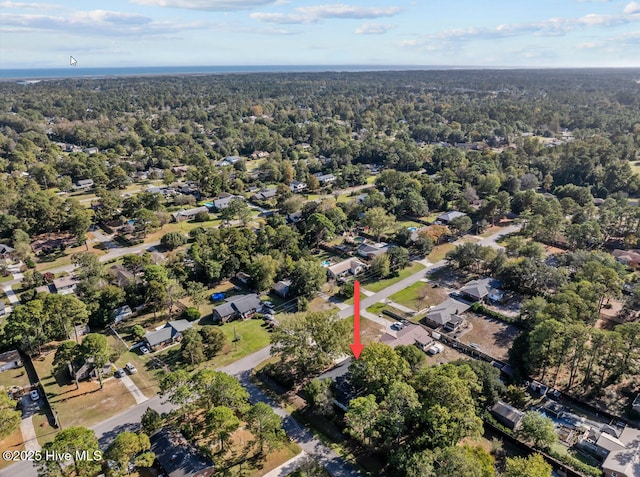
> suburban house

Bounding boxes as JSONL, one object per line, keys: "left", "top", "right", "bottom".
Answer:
{"left": 612, "top": 249, "right": 640, "bottom": 268}
{"left": 213, "top": 193, "right": 242, "bottom": 211}
{"left": 143, "top": 320, "right": 194, "bottom": 351}
{"left": 53, "top": 276, "right": 79, "bottom": 295}
{"left": 490, "top": 401, "right": 525, "bottom": 431}
{"left": 459, "top": 278, "right": 503, "bottom": 302}
{"left": 290, "top": 180, "right": 308, "bottom": 193}
{"left": 251, "top": 188, "right": 277, "bottom": 201}
{"left": 0, "top": 244, "right": 14, "bottom": 259}
{"left": 327, "top": 258, "right": 367, "bottom": 280}
{"left": 171, "top": 206, "right": 209, "bottom": 222}
{"left": 83, "top": 147, "right": 99, "bottom": 154}
{"left": 273, "top": 279, "right": 291, "bottom": 298}
{"left": 286, "top": 212, "right": 303, "bottom": 224}
{"left": 600, "top": 426, "right": 640, "bottom": 477}
{"left": 436, "top": 210, "right": 467, "bottom": 224}
{"left": 109, "top": 265, "right": 136, "bottom": 287}
{"left": 0, "top": 350, "right": 23, "bottom": 373}
{"left": 150, "top": 428, "right": 215, "bottom": 477}
{"left": 72, "top": 179, "right": 94, "bottom": 190}
{"left": 212, "top": 294, "right": 262, "bottom": 323}
{"left": 70, "top": 357, "right": 113, "bottom": 382}
{"left": 315, "top": 173, "right": 337, "bottom": 185}
{"left": 380, "top": 324, "right": 434, "bottom": 351}
{"left": 357, "top": 242, "right": 391, "bottom": 260}
{"left": 424, "top": 298, "right": 470, "bottom": 330}
{"left": 36, "top": 276, "right": 80, "bottom": 295}
{"left": 113, "top": 305, "right": 133, "bottom": 323}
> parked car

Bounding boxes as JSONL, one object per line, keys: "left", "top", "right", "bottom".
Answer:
{"left": 262, "top": 301, "right": 275, "bottom": 309}
{"left": 115, "top": 369, "right": 126, "bottom": 378}
{"left": 469, "top": 343, "right": 481, "bottom": 351}
{"left": 125, "top": 362, "right": 137, "bottom": 374}
{"left": 140, "top": 346, "right": 150, "bottom": 354}
{"left": 29, "top": 390, "right": 39, "bottom": 401}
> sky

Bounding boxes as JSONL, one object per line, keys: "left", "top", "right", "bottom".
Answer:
{"left": 1, "top": 0, "right": 640, "bottom": 68}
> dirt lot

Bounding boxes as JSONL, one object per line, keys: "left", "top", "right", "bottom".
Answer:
{"left": 457, "top": 313, "right": 521, "bottom": 361}
{"left": 423, "top": 345, "right": 469, "bottom": 366}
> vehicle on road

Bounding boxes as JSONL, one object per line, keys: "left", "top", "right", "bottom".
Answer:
{"left": 29, "top": 390, "right": 39, "bottom": 401}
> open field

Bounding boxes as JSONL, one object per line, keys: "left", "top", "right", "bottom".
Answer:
{"left": 457, "top": 314, "right": 521, "bottom": 361}
{"left": 361, "top": 262, "right": 425, "bottom": 293}
{"left": 0, "top": 366, "right": 31, "bottom": 391}
{"left": 427, "top": 243, "right": 457, "bottom": 262}
{"left": 389, "top": 281, "right": 449, "bottom": 311}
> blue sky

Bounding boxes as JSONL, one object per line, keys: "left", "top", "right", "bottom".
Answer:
{"left": 1, "top": 0, "right": 639, "bottom": 68}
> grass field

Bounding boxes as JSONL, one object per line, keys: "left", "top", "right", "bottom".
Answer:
{"left": 427, "top": 243, "right": 457, "bottom": 262}
{"left": 361, "top": 262, "right": 426, "bottom": 293}
{"left": 0, "top": 366, "right": 31, "bottom": 391}
{"left": 388, "top": 281, "right": 448, "bottom": 311}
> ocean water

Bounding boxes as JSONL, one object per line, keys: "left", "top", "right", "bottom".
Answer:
{"left": 0, "top": 64, "right": 464, "bottom": 81}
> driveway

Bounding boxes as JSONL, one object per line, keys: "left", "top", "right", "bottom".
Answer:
{"left": 118, "top": 375, "right": 148, "bottom": 405}
{"left": 19, "top": 395, "right": 41, "bottom": 453}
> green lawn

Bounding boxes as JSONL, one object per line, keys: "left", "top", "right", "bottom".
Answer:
{"left": 0, "top": 366, "right": 31, "bottom": 391}
{"left": 366, "top": 302, "right": 412, "bottom": 320}
{"left": 361, "top": 262, "right": 426, "bottom": 293}
{"left": 427, "top": 243, "right": 457, "bottom": 262}
{"left": 389, "top": 281, "right": 448, "bottom": 311}
{"left": 0, "top": 274, "right": 13, "bottom": 284}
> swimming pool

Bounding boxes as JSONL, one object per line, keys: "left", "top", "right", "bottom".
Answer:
{"left": 407, "top": 226, "right": 418, "bottom": 232}
{"left": 321, "top": 260, "right": 331, "bottom": 267}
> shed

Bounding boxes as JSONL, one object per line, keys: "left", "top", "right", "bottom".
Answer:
{"left": 491, "top": 401, "right": 525, "bottom": 430}
{"left": 0, "top": 350, "right": 23, "bottom": 373}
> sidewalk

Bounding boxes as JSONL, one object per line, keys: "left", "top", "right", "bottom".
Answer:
{"left": 262, "top": 452, "right": 307, "bottom": 477}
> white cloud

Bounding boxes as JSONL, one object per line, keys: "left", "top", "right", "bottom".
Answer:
{"left": 355, "top": 22, "right": 395, "bottom": 34}
{"left": 624, "top": 1, "right": 640, "bottom": 14}
{"left": 128, "top": 0, "right": 278, "bottom": 10}
{"left": 400, "top": 9, "right": 640, "bottom": 50}
{"left": 0, "top": 1, "right": 61, "bottom": 9}
{"left": 0, "top": 9, "right": 210, "bottom": 36}
{"left": 252, "top": 3, "right": 402, "bottom": 24}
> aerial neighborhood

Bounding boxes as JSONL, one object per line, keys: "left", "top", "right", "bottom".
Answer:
{"left": 0, "top": 69, "right": 639, "bottom": 477}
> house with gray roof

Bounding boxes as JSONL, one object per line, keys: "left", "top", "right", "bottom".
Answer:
{"left": 491, "top": 401, "right": 525, "bottom": 431}
{"left": 143, "top": 320, "right": 194, "bottom": 351}
{"left": 327, "top": 258, "right": 367, "bottom": 280}
{"left": 424, "top": 298, "right": 470, "bottom": 329}
{"left": 315, "top": 173, "right": 337, "bottom": 185}
{"left": 459, "top": 277, "right": 503, "bottom": 302}
{"left": 212, "top": 294, "right": 261, "bottom": 323}
{"left": 273, "top": 279, "right": 291, "bottom": 298}
{"left": 251, "top": 188, "right": 277, "bottom": 201}
{"left": 602, "top": 426, "right": 640, "bottom": 477}
{"left": 213, "top": 193, "right": 241, "bottom": 211}
{"left": 357, "top": 242, "right": 391, "bottom": 260}
{"left": 171, "top": 206, "right": 209, "bottom": 223}
{"left": 436, "top": 211, "right": 467, "bottom": 224}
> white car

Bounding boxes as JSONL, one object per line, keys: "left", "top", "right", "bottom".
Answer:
{"left": 140, "top": 346, "right": 150, "bottom": 354}
{"left": 125, "top": 362, "right": 137, "bottom": 374}
{"left": 29, "top": 390, "right": 39, "bottom": 401}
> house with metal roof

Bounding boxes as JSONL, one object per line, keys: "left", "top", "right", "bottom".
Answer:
{"left": 490, "top": 401, "right": 525, "bottom": 431}
{"left": 212, "top": 294, "right": 261, "bottom": 323}
{"left": 424, "top": 298, "right": 470, "bottom": 329}
{"left": 436, "top": 211, "right": 467, "bottom": 224}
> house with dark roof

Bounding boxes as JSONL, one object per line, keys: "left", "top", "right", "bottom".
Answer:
{"left": 150, "top": 428, "right": 215, "bottom": 477}
{"left": 273, "top": 279, "right": 291, "bottom": 298}
{"left": 424, "top": 298, "right": 470, "bottom": 330}
{"left": 171, "top": 206, "right": 209, "bottom": 223}
{"left": 380, "top": 324, "right": 433, "bottom": 351}
{"left": 212, "top": 294, "right": 261, "bottom": 323}
{"left": 110, "top": 265, "right": 136, "bottom": 288}
{"left": 327, "top": 258, "right": 367, "bottom": 280}
{"left": 436, "top": 211, "right": 467, "bottom": 224}
{"left": 143, "top": 320, "right": 194, "bottom": 351}
{"left": 251, "top": 188, "right": 277, "bottom": 202}
{"left": 52, "top": 276, "right": 79, "bottom": 295}
{"left": 490, "top": 401, "right": 525, "bottom": 431}
{"left": 459, "top": 278, "right": 503, "bottom": 302}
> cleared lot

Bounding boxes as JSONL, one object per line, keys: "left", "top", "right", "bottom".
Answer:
{"left": 457, "top": 313, "right": 521, "bottom": 361}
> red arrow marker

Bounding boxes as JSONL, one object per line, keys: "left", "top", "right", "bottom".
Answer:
{"left": 350, "top": 280, "right": 365, "bottom": 360}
